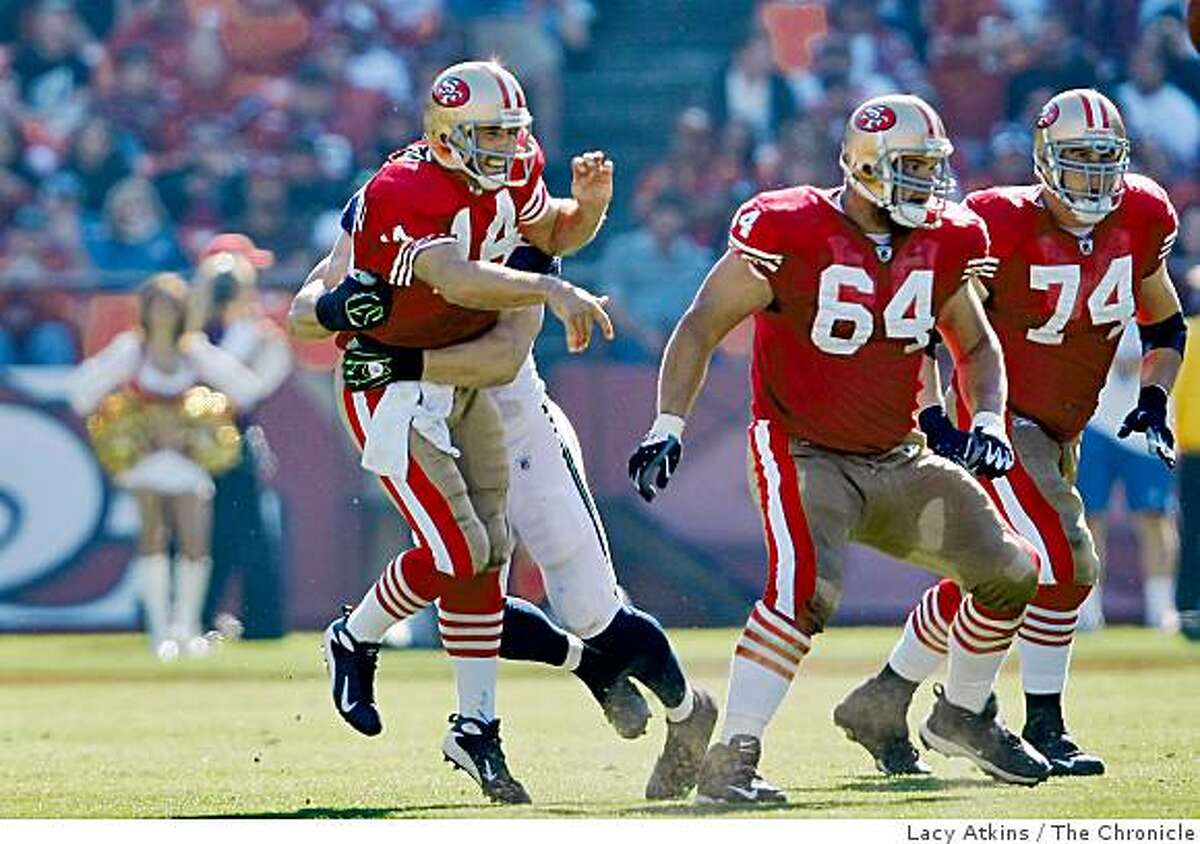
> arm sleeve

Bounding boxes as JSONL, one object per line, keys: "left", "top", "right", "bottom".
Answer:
{"left": 67, "top": 332, "right": 141, "bottom": 416}
{"left": 352, "top": 173, "right": 458, "bottom": 288}
{"left": 339, "top": 188, "right": 363, "bottom": 235}
{"left": 1145, "top": 188, "right": 1179, "bottom": 277}
{"left": 514, "top": 143, "right": 550, "bottom": 226}
{"left": 727, "top": 196, "right": 786, "bottom": 283}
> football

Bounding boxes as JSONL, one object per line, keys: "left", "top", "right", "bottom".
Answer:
{"left": 1191, "top": 0, "right": 1200, "bottom": 50}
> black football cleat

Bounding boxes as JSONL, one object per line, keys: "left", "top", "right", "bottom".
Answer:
{"left": 1023, "top": 711, "right": 1105, "bottom": 777}
{"left": 603, "top": 676, "right": 652, "bottom": 740}
{"left": 322, "top": 607, "right": 382, "bottom": 736}
{"left": 645, "top": 688, "right": 719, "bottom": 799}
{"left": 695, "top": 734, "right": 786, "bottom": 804}
{"left": 442, "top": 715, "right": 531, "bottom": 804}
{"left": 919, "top": 685, "right": 1051, "bottom": 786}
{"left": 834, "top": 672, "right": 931, "bottom": 776}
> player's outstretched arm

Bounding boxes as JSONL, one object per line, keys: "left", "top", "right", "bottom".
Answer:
{"left": 629, "top": 251, "right": 772, "bottom": 502}
{"left": 1120, "top": 262, "right": 1187, "bottom": 466}
{"left": 936, "top": 283, "right": 1013, "bottom": 478}
{"left": 422, "top": 306, "right": 545, "bottom": 388}
{"left": 415, "top": 242, "right": 612, "bottom": 353}
{"left": 520, "top": 151, "right": 613, "bottom": 256}
{"left": 289, "top": 231, "right": 352, "bottom": 340}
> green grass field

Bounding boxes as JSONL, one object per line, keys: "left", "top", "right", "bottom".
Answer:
{"left": 1, "top": 627, "right": 1197, "bottom": 818}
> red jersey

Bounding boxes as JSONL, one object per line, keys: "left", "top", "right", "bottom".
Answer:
{"left": 729, "top": 186, "right": 989, "bottom": 454}
{"left": 349, "top": 140, "right": 551, "bottom": 349}
{"left": 964, "top": 174, "right": 1178, "bottom": 442}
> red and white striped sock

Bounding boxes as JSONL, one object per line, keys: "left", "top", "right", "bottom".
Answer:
{"left": 945, "top": 595, "right": 1023, "bottom": 713}
{"left": 1018, "top": 595, "right": 1082, "bottom": 695}
{"left": 721, "top": 601, "right": 811, "bottom": 741}
{"left": 440, "top": 571, "right": 504, "bottom": 722}
{"left": 346, "top": 548, "right": 436, "bottom": 643}
{"left": 887, "top": 579, "right": 961, "bottom": 683}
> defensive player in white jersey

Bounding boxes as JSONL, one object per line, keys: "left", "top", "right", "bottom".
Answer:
{"left": 290, "top": 60, "right": 717, "bottom": 801}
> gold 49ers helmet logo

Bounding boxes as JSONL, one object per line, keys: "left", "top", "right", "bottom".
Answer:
{"left": 432, "top": 76, "right": 471, "bottom": 108}
{"left": 854, "top": 104, "right": 897, "bottom": 132}
{"left": 1036, "top": 101, "right": 1060, "bottom": 129}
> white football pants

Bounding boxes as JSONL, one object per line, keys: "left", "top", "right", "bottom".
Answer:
{"left": 494, "top": 394, "right": 623, "bottom": 639}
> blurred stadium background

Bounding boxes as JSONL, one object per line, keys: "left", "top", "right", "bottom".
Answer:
{"left": 2, "top": 0, "right": 1200, "bottom": 639}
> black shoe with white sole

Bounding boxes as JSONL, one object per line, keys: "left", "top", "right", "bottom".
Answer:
{"left": 919, "top": 685, "right": 1051, "bottom": 786}
{"left": 442, "top": 714, "right": 531, "bottom": 804}
{"left": 695, "top": 734, "right": 786, "bottom": 804}
{"left": 321, "top": 607, "right": 382, "bottom": 737}
{"left": 1023, "top": 712, "right": 1105, "bottom": 777}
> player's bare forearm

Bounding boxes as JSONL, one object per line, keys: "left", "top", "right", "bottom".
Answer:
{"left": 415, "top": 244, "right": 561, "bottom": 309}
{"left": 917, "top": 353, "right": 944, "bottom": 411}
{"left": 525, "top": 197, "right": 608, "bottom": 256}
{"left": 657, "top": 312, "right": 719, "bottom": 418}
{"left": 954, "top": 337, "right": 1007, "bottom": 418}
{"left": 423, "top": 306, "right": 544, "bottom": 388}
{"left": 289, "top": 233, "right": 351, "bottom": 339}
{"left": 658, "top": 251, "right": 773, "bottom": 419}
{"left": 1142, "top": 348, "right": 1182, "bottom": 392}
{"left": 937, "top": 283, "right": 1007, "bottom": 417}
{"left": 289, "top": 277, "right": 335, "bottom": 340}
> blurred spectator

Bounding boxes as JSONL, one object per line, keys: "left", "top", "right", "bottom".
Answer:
{"left": 597, "top": 193, "right": 712, "bottom": 357}
{"left": 830, "top": 0, "right": 928, "bottom": 98}
{"left": 789, "top": 35, "right": 892, "bottom": 115}
{"left": 635, "top": 108, "right": 740, "bottom": 248}
{"left": 101, "top": 46, "right": 169, "bottom": 152}
{"left": 1117, "top": 44, "right": 1200, "bottom": 169}
{"left": 0, "top": 114, "right": 33, "bottom": 226}
{"left": 926, "top": 2, "right": 1018, "bottom": 142}
{"left": 11, "top": 0, "right": 95, "bottom": 139}
{"left": 193, "top": 235, "right": 293, "bottom": 640}
{"left": 66, "top": 115, "right": 133, "bottom": 212}
{"left": 1004, "top": 14, "right": 1097, "bottom": 122}
{"left": 1170, "top": 204, "right": 1200, "bottom": 315}
{"left": 217, "top": 0, "right": 312, "bottom": 89}
{"left": 710, "top": 32, "right": 796, "bottom": 147}
{"left": 83, "top": 176, "right": 188, "bottom": 275}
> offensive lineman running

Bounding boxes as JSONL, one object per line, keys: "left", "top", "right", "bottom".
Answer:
{"left": 292, "top": 60, "right": 715, "bottom": 801}
{"left": 291, "top": 60, "right": 611, "bottom": 803}
{"left": 630, "top": 94, "right": 1052, "bottom": 802}
{"left": 836, "top": 89, "right": 1185, "bottom": 779}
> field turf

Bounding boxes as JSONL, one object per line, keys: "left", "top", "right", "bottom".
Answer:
{"left": 1, "top": 626, "right": 1197, "bottom": 818}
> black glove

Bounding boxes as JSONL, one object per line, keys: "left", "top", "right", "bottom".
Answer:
{"left": 315, "top": 272, "right": 391, "bottom": 331}
{"left": 918, "top": 405, "right": 971, "bottom": 465}
{"left": 628, "top": 416, "right": 684, "bottom": 502}
{"left": 341, "top": 341, "right": 423, "bottom": 392}
{"left": 1118, "top": 385, "right": 1176, "bottom": 468}
{"left": 962, "top": 412, "right": 1015, "bottom": 479}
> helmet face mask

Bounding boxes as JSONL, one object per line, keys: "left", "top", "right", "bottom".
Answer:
{"left": 1032, "top": 89, "right": 1130, "bottom": 226}
{"left": 840, "top": 95, "right": 956, "bottom": 229}
{"left": 446, "top": 120, "right": 535, "bottom": 190}
{"left": 1038, "top": 139, "right": 1129, "bottom": 224}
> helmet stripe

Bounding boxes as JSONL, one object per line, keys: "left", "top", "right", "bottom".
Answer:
{"left": 1095, "top": 94, "right": 1111, "bottom": 129}
{"left": 1078, "top": 92, "right": 1095, "bottom": 129}
{"left": 484, "top": 64, "right": 512, "bottom": 109}
{"left": 913, "top": 99, "right": 936, "bottom": 134}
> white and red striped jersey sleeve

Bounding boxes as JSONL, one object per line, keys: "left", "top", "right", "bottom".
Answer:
{"left": 728, "top": 196, "right": 786, "bottom": 281}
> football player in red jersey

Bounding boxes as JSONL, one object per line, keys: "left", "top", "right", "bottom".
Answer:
{"left": 838, "top": 89, "right": 1186, "bottom": 779}
{"left": 289, "top": 61, "right": 614, "bottom": 804}
{"left": 629, "top": 94, "right": 1051, "bottom": 802}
